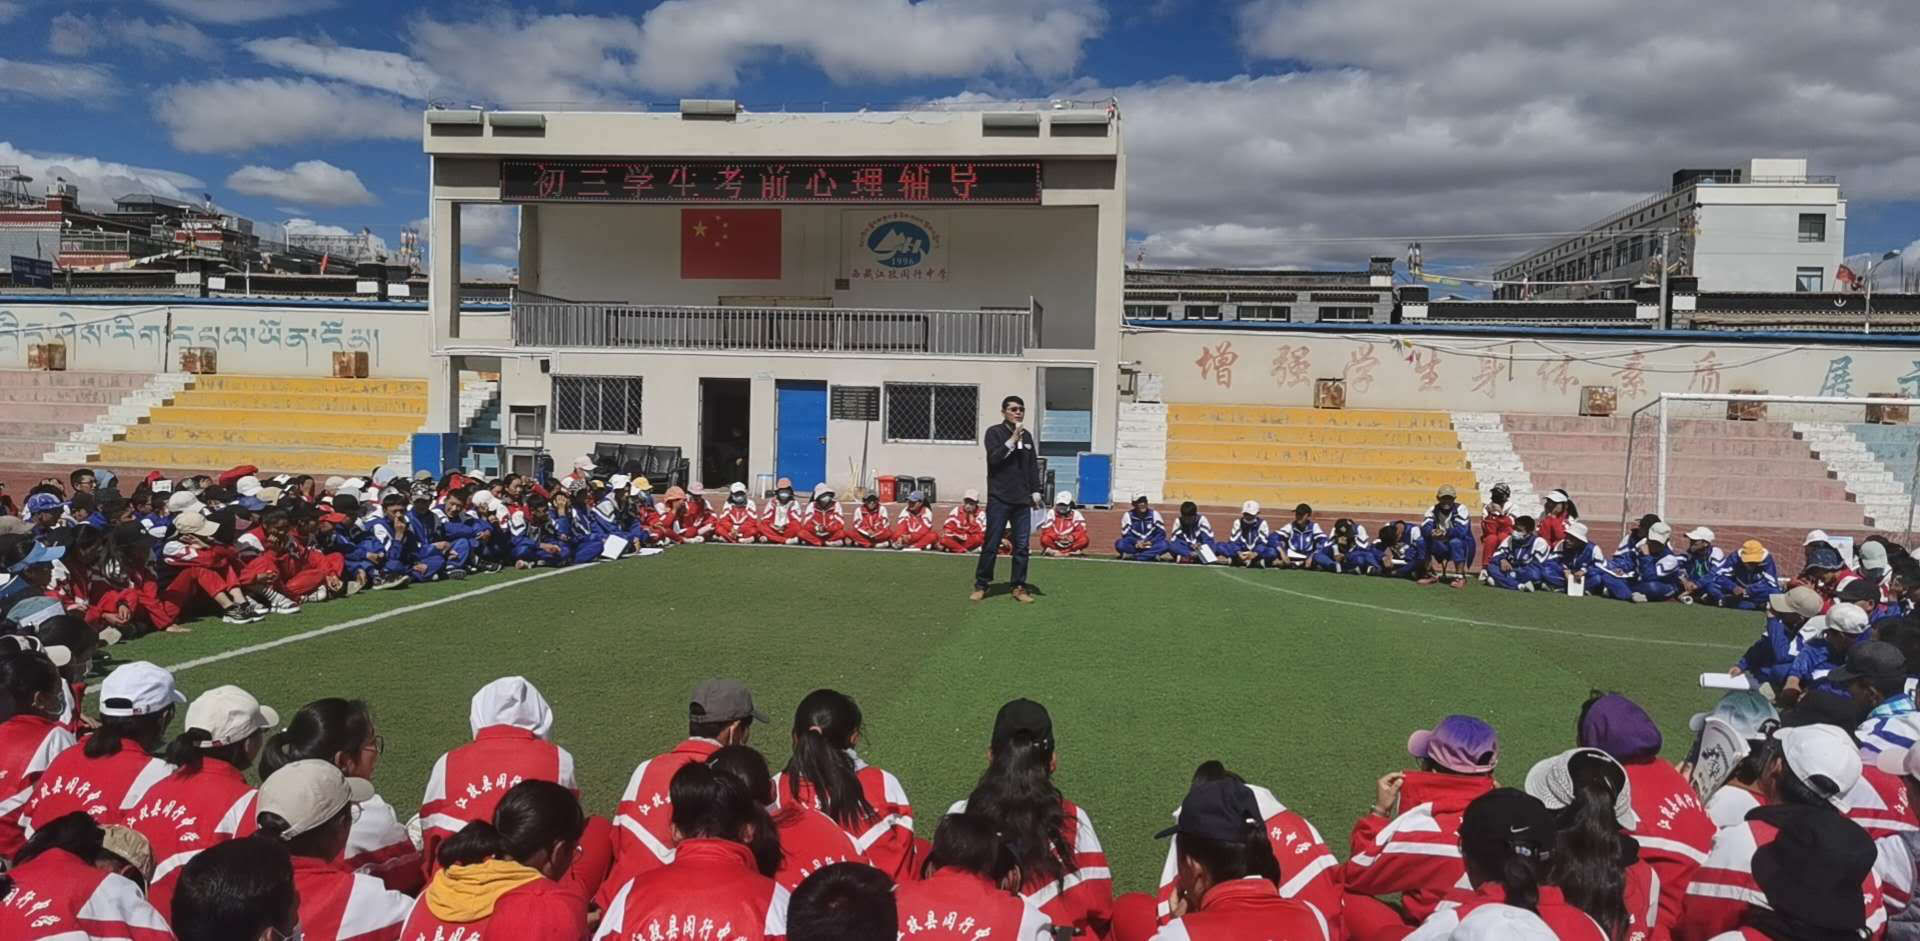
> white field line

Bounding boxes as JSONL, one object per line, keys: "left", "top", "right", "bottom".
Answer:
{"left": 86, "top": 563, "right": 598, "bottom": 692}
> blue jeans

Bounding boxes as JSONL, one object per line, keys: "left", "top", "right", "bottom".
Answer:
{"left": 975, "top": 499, "right": 1030, "bottom": 589}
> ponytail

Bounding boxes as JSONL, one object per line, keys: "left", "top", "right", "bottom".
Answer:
{"left": 256, "top": 807, "right": 349, "bottom": 860}
{"left": 1498, "top": 851, "right": 1543, "bottom": 913}
{"left": 258, "top": 698, "right": 374, "bottom": 779}
{"left": 162, "top": 730, "right": 251, "bottom": 775}
{"left": 1545, "top": 776, "right": 1632, "bottom": 940}
{"left": 922, "top": 812, "right": 1021, "bottom": 883}
{"left": 83, "top": 710, "right": 173, "bottom": 760}
{"left": 1173, "top": 827, "right": 1280, "bottom": 889}
{"left": 964, "top": 734, "right": 1070, "bottom": 888}
{"left": 438, "top": 780, "right": 587, "bottom": 871}
{"left": 437, "top": 820, "right": 511, "bottom": 869}
{"left": 783, "top": 689, "right": 875, "bottom": 829}
{"left": 15, "top": 811, "right": 105, "bottom": 869}
{"left": 708, "top": 745, "right": 784, "bottom": 878}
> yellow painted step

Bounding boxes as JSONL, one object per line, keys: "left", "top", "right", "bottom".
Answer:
{"left": 1169, "top": 423, "right": 1462, "bottom": 448}
{"left": 96, "top": 442, "right": 397, "bottom": 476}
{"left": 118, "top": 424, "right": 411, "bottom": 451}
{"left": 170, "top": 390, "right": 425, "bottom": 414}
{"left": 1166, "top": 482, "right": 1482, "bottom": 514}
{"left": 140, "top": 407, "right": 423, "bottom": 434}
{"left": 188, "top": 375, "right": 429, "bottom": 396}
{"left": 1168, "top": 441, "right": 1472, "bottom": 467}
{"left": 1167, "top": 461, "right": 1478, "bottom": 489}
{"left": 1168, "top": 404, "right": 1456, "bottom": 430}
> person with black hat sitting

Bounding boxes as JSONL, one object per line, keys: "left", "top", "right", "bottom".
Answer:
{"left": 1405, "top": 788, "right": 1606, "bottom": 940}
{"left": 1138, "top": 776, "right": 1333, "bottom": 940}
{"left": 1720, "top": 786, "right": 1881, "bottom": 940}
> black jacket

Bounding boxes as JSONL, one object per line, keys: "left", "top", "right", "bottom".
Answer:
{"left": 982, "top": 421, "right": 1042, "bottom": 506}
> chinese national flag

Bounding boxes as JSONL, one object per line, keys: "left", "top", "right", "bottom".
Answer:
{"left": 680, "top": 208, "right": 781, "bottom": 279}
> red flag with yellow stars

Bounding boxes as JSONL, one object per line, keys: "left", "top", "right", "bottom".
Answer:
{"left": 680, "top": 209, "right": 781, "bottom": 279}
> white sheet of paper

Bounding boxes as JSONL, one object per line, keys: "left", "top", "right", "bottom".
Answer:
{"left": 600, "top": 535, "right": 629, "bottom": 559}
{"left": 1698, "top": 672, "right": 1757, "bottom": 691}
{"left": 1199, "top": 544, "right": 1219, "bottom": 565}
{"left": 1566, "top": 574, "right": 1585, "bottom": 597}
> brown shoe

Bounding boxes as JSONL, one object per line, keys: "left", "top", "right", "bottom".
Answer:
{"left": 968, "top": 588, "right": 986, "bottom": 602}
{"left": 1011, "top": 587, "right": 1035, "bottom": 604}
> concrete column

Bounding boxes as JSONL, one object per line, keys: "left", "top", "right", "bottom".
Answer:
{"left": 425, "top": 192, "right": 462, "bottom": 434}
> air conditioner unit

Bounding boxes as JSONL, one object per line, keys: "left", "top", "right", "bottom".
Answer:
{"left": 509, "top": 406, "right": 546, "bottom": 442}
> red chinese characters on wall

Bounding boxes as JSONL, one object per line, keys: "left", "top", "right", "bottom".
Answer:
{"left": 1196, "top": 342, "right": 1239, "bottom": 388}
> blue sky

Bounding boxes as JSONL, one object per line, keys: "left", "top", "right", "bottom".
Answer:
{"left": 1, "top": 0, "right": 1915, "bottom": 282}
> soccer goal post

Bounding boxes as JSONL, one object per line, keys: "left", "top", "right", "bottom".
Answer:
{"left": 1620, "top": 392, "right": 1920, "bottom": 544}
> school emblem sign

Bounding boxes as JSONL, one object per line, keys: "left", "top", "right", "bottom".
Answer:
{"left": 849, "top": 211, "right": 948, "bottom": 283}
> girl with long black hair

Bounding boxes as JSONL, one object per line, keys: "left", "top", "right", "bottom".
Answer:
{"left": 1525, "top": 747, "right": 1660, "bottom": 941}
{"left": 895, "top": 812, "right": 1055, "bottom": 939}
{"left": 950, "top": 698, "right": 1112, "bottom": 938}
{"left": 1406, "top": 789, "right": 1606, "bottom": 940}
{"left": 400, "top": 780, "right": 591, "bottom": 940}
{"left": 714, "top": 743, "right": 864, "bottom": 889}
{"left": 775, "top": 689, "right": 917, "bottom": 878}
{"left": 0, "top": 647, "right": 77, "bottom": 859}
{"left": 24, "top": 661, "right": 180, "bottom": 837}
{"left": 1150, "top": 776, "right": 1332, "bottom": 939}
{"left": 7, "top": 811, "right": 171, "bottom": 938}
{"left": 259, "top": 697, "right": 421, "bottom": 893}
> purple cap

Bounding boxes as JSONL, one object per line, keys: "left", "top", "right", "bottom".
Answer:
{"left": 1408, "top": 715, "right": 1500, "bottom": 774}
{"left": 1578, "top": 694, "right": 1663, "bottom": 762}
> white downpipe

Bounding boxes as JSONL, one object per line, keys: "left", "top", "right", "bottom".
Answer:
{"left": 1656, "top": 397, "right": 1669, "bottom": 520}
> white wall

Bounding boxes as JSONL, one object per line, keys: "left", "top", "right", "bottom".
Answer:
{"left": 1695, "top": 202, "right": 1845, "bottom": 293}
{"left": 1129, "top": 325, "right": 1920, "bottom": 416}
{"left": 0, "top": 301, "right": 434, "bottom": 376}
{"left": 495, "top": 349, "right": 1096, "bottom": 495}
{"left": 523, "top": 203, "right": 1099, "bottom": 349}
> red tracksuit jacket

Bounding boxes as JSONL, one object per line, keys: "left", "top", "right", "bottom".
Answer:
{"left": 1038, "top": 510, "right": 1090, "bottom": 552}
{"left": 401, "top": 871, "right": 589, "bottom": 941}
{"left": 603, "top": 737, "right": 723, "bottom": 906}
{"left": 896, "top": 866, "right": 1054, "bottom": 940}
{"left": 5, "top": 846, "right": 172, "bottom": 941}
{"left": 1152, "top": 877, "right": 1332, "bottom": 941}
{"left": 715, "top": 502, "right": 759, "bottom": 542}
{"left": 127, "top": 758, "right": 259, "bottom": 920}
{"left": 850, "top": 506, "right": 892, "bottom": 546}
{"left": 893, "top": 506, "right": 938, "bottom": 547}
{"left": 0, "top": 714, "right": 78, "bottom": 859}
{"left": 799, "top": 504, "right": 846, "bottom": 545}
{"left": 1152, "top": 783, "right": 1343, "bottom": 934}
{"left": 595, "top": 838, "right": 788, "bottom": 941}
{"left": 942, "top": 506, "right": 985, "bottom": 547}
{"left": 948, "top": 796, "right": 1112, "bottom": 937}
{"left": 418, "top": 725, "right": 578, "bottom": 878}
{"left": 773, "top": 760, "right": 917, "bottom": 881}
{"left": 1341, "top": 771, "right": 1496, "bottom": 925}
{"left": 673, "top": 500, "right": 717, "bottom": 541}
{"left": 290, "top": 853, "right": 413, "bottom": 941}
{"left": 347, "top": 792, "right": 424, "bottom": 894}
{"left": 1849, "top": 765, "right": 1919, "bottom": 839}
{"left": 769, "top": 803, "right": 868, "bottom": 892}
{"left": 1622, "top": 758, "right": 1716, "bottom": 930}
{"left": 1416, "top": 883, "right": 1605, "bottom": 940}
{"left": 760, "top": 500, "right": 805, "bottom": 543}
{"left": 24, "top": 740, "right": 173, "bottom": 837}
{"left": 1677, "top": 810, "right": 1887, "bottom": 940}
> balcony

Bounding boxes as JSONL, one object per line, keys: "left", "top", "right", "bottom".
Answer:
{"left": 510, "top": 298, "right": 1036, "bottom": 357}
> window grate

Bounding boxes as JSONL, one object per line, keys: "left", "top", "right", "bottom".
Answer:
{"left": 884, "top": 382, "right": 978, "bottom": 443}
{"left": 553, "top": 375, "right": 643, "bottom": 434}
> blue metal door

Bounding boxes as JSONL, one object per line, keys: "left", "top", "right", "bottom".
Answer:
{"left": 775, "top": 380, "right": 828, "bottom": 492}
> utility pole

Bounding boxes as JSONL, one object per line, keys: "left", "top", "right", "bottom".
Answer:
{"left": 1658, "top": 230, "right": 1672, "bottom": 330}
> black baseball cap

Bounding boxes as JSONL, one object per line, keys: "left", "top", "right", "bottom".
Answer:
{"left": 1837, "top": 579, "right": 1880, "bottom": 604}
{"left": 1154, "top": 778, "right": 1263, "bottom": 842}
{"left": 991, "top": 698, "right": 1053, "bottom": 750}
{"left": 689, "top": 678, "right": 768, "bottom": 724}
{"left": 1752, "top": 805, "right": 1875, "bottom": 933}
{"left": 1458, "top": 788, "right": 1554, "bottom": 856}
{"left": 1827, "top": 640, "right": 1907, "bottom": 692}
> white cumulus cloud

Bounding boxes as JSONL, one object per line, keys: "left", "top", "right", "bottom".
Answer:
{"left": 0, "top": 58, "right": 114, "bottom": 100}
{"left": 226, "top": 160, "right": 376, "bottom": 207}
{"left": 149, "top": 0, "right": 334, "bottom": 24}
{"left": 0, "top": 140, "right": 204, "bottom": 212}
{"left": 153, "top": 77, "right": 418, "bottom": 153}
{"left": 244, "top": 37, "right": 439, "bottom": 98}
{"left": 50, "top": 13, "right": 217, "bottom": 59}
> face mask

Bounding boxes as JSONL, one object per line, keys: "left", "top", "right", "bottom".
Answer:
{"left": 729, "top": 494, "right": 747, "bottom": 506}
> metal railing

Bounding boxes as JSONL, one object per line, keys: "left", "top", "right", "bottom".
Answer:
{"left": 511, "top": 300, "right": 1033, "bottom": 357}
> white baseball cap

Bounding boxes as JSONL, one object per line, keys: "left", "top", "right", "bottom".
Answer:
{"left": 1647, "top": 521, "right": 1673, "bottom": 543}
{"left": 1806, "top": 529, "right": 1831, "bottom": 545}
{"left": 1685, "top": 526, "right": 1716, "bottom": 542}
{"left": 728, "top": 482, "right": 747, "bottom": 494}
{"left": 234, "top": 475, "right": 263, "bottom": 498}
{"left": 1241, "top": 500, "right": 1260, "bottom": 515}
{"left": 608, "top": 474, "right": 631, "bottom": 491}
{"left": 98, "top": 662, "right": 187, "bottom": 718}
{"left": 323, "top": 476, "right": 346, "bottom": 492}
{"left": 1544, "top": 490, "right": 1569, "bottom": 503}
{"left": 1054, "top": 490, "right": 1073, "bottom": 506}
{"left": 0, "top": 634, "right": 69, "bottom": 668}
{"left": 573, "top": 455, "right": 595, "bottom": 471}
{"left": 1823, "top": 603, "right": 1871, "bottom": 636}
{"left": 1522, "top": 747, "right": 1640, "bottom": 829}
{"left": 1452, "top": 905, "right": 1555, "bottom": 940}
{"left": 184, "top": 685, "right": 279, "bottom": 748}
{"left": 341, "top": 477, "right": 367, "bottom": 493}
{"left": 1774, "top": 724, "right": 1862, "bottom": 811}
{"left": 258, "top": 760, "right": 374, "bottom": 839}
{"left": 1566, "top": 520, "right": 1590, "bottom": 541}
{"left": 165, "top": 491, "right": 205, "bottom": 514}
{"left": 963, "top": 489, "right": 980, "bottom": 502}
{"left": 172, "top": 510, "right": 220, "bottom": 538}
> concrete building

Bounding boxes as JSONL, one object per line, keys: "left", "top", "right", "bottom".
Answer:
{"left": 1122, "top": 258, "right": 1395, "bottom": 324}
{"left": 1493, "top": 158, "right": 1845, "bottom": 300}
{"left": 423, "top": 101, "right": 1124, "bottom": 497}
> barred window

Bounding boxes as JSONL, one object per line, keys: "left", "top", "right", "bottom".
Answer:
{"left": 1317, "top": 306, "right": 1373, "bottom": 323}
{"left": 1182, "top": 304, "right": 1222, "bottom": 321}
{"left": 1124, "top": 304, "right": 1170, "bottom": 319}
{"left": 553, "top": 375, "right": 643, "bottom": 434}
{"left": 1236, "top": 304, "right": 1290, "bottom": 321}
{"left": 884, "top": 382, "right": 978, "bottom": 443}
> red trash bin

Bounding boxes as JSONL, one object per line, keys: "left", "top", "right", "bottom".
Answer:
{"left": 877, "top": 475, "right": 897, "bottom": 502}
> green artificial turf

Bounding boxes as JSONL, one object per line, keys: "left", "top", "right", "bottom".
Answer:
{"left": 92, "top": 546, "right": 1758, "bottom": 894}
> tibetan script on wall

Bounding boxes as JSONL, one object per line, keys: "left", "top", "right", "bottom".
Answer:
{"left": 500, "top": 160, "right": 1042, "bottom": 204}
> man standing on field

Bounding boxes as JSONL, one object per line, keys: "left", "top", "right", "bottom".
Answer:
{"left": 972, "top": 395, "right": 1043, "bottom": 603}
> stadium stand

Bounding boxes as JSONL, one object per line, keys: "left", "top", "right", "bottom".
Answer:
{"left": 95, "top": 375, "right": 424, "bottom": 476}
{"left": 0, "top": 370, "right": 163, "bottom": 498}
{"left": 1162, "top": 405, "right": 1480, "bottom": 513}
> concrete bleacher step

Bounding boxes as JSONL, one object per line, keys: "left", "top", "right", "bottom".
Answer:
{"left": 1165, "top": 481, "right": 1481, "bottom": 514}
{"left": 1166, "top": 461, "right": 1478, "bottom": 490}
{"left": 1522, "top": 454, "right": 1840, "bottom": 480}
{"left": 183, "top": 375, "right": 428, "bottom": 396}
{"left": 1505, "top": 432, "right": 1811, "bottom": 459}
{"left": 1167, "top": 440, "right": 1473, "bottom": 467}
{"left": 93, "top": 442, "right": 400, "bottom": 476}
{"left": 1501, "top": 415, "right": 1800, "bottom": 439}
{"left": 0, "top": 438, "right": 62, "bottom": 462}
{"left": 166, "top": 390, "right": 426, "bottom": 414}
{"left": 0, "top": 419, "right": 85, "bottom": 439}
{"left": 0, "top": 387, "right": 145, "bottom": 405}
{"left": 1542, "top": 472, "right": 1855, "bottom": 501}
{"left": 117, "top": 425, "right": 413, "bottom": 451}
{"left": 138, "top": 407, "right": 424, "bottom": 434}
{"left": 1168, "top": 404, "right": 1456, "bottom": 430}
{"left": 1169, "top": 424, "right": 1464, "bottom": 448}
{"left": 0, "top": 370, "right": 154, "bottom": 390}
